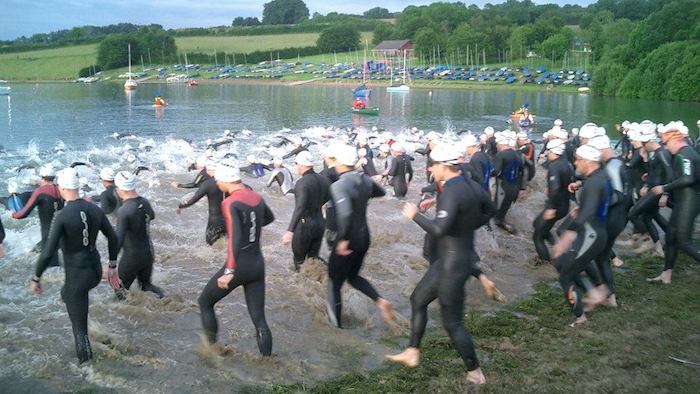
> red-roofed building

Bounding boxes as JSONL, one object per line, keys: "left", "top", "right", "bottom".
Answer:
{"left": 373, "top": 40, "right": 414, "bottom": 57}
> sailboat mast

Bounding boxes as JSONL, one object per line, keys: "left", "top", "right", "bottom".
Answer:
{"left": 128, "top": 44, "right": 132, "bottom": 80}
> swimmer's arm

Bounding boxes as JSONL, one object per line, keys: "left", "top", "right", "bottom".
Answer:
{"left": 659, "top": 151, "right": 674, "bottom": 184}
{"left": 546, "top": 168, "right": 562, "bottom": 209}
{"left": 370, "top": 178, "right": 386, "bottom": 198}
{"left": 413, "top": 194, "right": 457, "bottom": 237}
{"left": 11, "top": 188, "right": 40, "bottom": 219}
{"left": 226, "top": 205, "right": 241, "bottom": 271}
{"left": 287, "top": 179, "right": 306, "bottom": 231}
{"left": 179, "top": 183, "right": 207, "bottom": 209}
{"left": 147, "top": 200, "right": 156, "bottom": 221}
{"left": 113, "top": 209, "right": 128, "bottom": 256}
{"left": 568, "top": 182, "right": 599, "bottom": 232}
{"left": 262, "top": 201, "right": 275, "bottom": 227}
{"left": 387, "top": 158, "right": 399, "bottom": 177}
{"left": 406, "top": 160, "right": 414, "bottom": 182}
{"left": 662, "top": 155, "right": 695, "bottom": 193}
{"left": 35, "top": 216, "right": 62, "bottom": 277}
{"left": 330, "top": 184, "right": 353, "bottom": 240}
{"left": 0, "top": 217, "right": 5, "bottom": 244}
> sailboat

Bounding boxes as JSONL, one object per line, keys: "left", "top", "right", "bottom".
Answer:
{"left": 352, "top": 40, "right": 372, "bottom": 98}
{"left": 124, "top": 44, "right": 137, "bottom": 91}
{"left": 387, "top": 50, "right": 410, "bottom": 93}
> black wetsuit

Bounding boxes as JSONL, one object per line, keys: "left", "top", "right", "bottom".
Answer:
{"left": 320, "top": 167, "right": 340, "bottom": 249}
{"left": 0, "top": 217, "right": 5, "bottom": 244}
{"left": 564, "top": 141, "right": 576, "bottom": 165}
{"left": 116, "top": 196, "right": 163, "bottom": 297}
{"left": 12, "top": 183, "right": 63, "bottom": 266}
{"left": 492, "top": 149, "right": 523, "bottom": 224}
{"left": 532, "top": 155, "right": 573, "bottom": 261}
{"left": 282, "top": 144, "right": 311, "bottom": 159}
{"left": 288, "top": 169, "right": 330, "bottom": 269}
{"left": 198, "top": 188, "right": 274, "bottom": 356}
{"left": 358, "top": 143, "right": 378, "bottom": 176}
{"left": 92, "top": 184, "right": 121, "bottom": 215}
{"left": 468, "top": 151, "right": 492, "bottom": 192}
{"left": 327, "top": 171, "right": 385, "bottom": 328}
{"left": 554, "top": 168, "right": 610, "bottom": 317}
{"left": 176, "top": 169, "right": 210, "bottom": 188}
{"left": 35, "top": 199, "right": 118, "bottom": 364}
{"left": 410, "top": 175, "right": 493, "bottom": 372}
{"left": 519, "top": 142, "right": 536, "bottom": 184}
{"left": 415, "top": 144, "right": 433, "bottom": 178}
{"left": 661, "top": 146, "right": 700, "bottom": 270}
{"left": 388, "top": 153, "right": 413, "bottom": 198}
{"left": 483, "top": 136, "right": 497, "bottom": 157}
{"left": 626, "top": 149, "right": 647, "bottom": 234}
{"left": 629, "top": 147, "right": 673, "bottom": 243}
{"left": 179, "top": 177, "right": 226, "bottom": 245}
{"left": 593, "top": 156, "right": 631, "bottom": 293}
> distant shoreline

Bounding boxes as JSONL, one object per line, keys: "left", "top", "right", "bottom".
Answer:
{"left": 7, "top": 77, "right": 586, "bottom": 95}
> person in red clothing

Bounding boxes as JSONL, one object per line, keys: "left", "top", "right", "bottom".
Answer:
{"left": 352, "top": 97, "right": 366, "bottom": 110}
{"left": 12, "top": 165, "right": 63, "bottom": 266}
{"left": 197, "top": 161, "right": 275, "bottom": 356}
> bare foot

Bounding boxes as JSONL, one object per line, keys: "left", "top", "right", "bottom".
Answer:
{"left": 466, "top": 368, "right": 486, "bottom": 385}
{"left": 376, "top": 298, "right": 395, "bottom": 325}
{"left": 603, "top": 294, "right": 618, "bottom": 308}
{"left": 386, "top": 347, "right": 419, "bottom": 368}
{"left": 569, "top": 314, "right": 587, "bottom": 328}
{"left": 612, "top": 256, "right": 624, "bottom": 267}
{"left": 481, "top": 277, "right": 507, "bottom": 303}
{"left": 583, "top": 285, "right": 609, "bottom": 308}
{"left": 647, "top": 269, "right": 672, "bottom": 285}
{"left": 208, "top": 342, "right": 228, "bottom": 356}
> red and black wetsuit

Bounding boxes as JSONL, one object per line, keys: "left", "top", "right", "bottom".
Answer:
{"left": 197, "top": 187, "right": 275, "bottom": 356}
{"left": 13, "top": 183, "right": 63, "bottom": 266}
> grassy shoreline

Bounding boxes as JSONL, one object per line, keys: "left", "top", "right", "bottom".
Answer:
{"left": 263, "top": 255, "right": 699, "bottom": 393}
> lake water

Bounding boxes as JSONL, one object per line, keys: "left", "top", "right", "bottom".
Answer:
{"left": 0, "top": 82, "right": 698, "bottom": 392}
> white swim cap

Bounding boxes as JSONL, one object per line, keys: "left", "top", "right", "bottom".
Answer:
{"left": 7, "top": 179, "right": 18, "bottom": 194}
{"left": 214, "top": 161, "right": 241, "bottom": 183}
{"left": 294, "top": 151, "right": 314, "bottom": 166}
{"left": 429, "top": 143, "right": 461, "bottom": 165}
{"left": 357, "top": 148, "right": 367, "bottom": 157}
{"left": 379, "top": 144, "right": 390, "bottom": 153}
{"left": 100, "top": 168, "right": 115, "bottom": 181}
{"left": 246, "top": 155, "right": 255, "bottom": 164}
{"left": 335, "top": 145, "right": 359, "bottom": 167}
{"left": 576, "top": 145, "right": 601, "bottom": 162}
{"left": 462, "top": 134, "right": 479, "bottom": 147}
{"left": 589, "top": 135, "right": 611, "bottom": 150}
{"left": 273, "top": 156, "right": 284, "bottom": 165}
{"left": 517, "top": 131, "right": 529, "bottom": 141}
{"left": 547, "top": 139, "right": 566, "bottom": 156}
{"left": 114, "top": 171, "right": 137, "bottom": 191}
{"left": 483, "top": 126, "right": 495, "bottom": 135}
{"left": 39, "top": 164, "right": 56, "bottom": 178}
{"left": 57, "top": 168, "right": 80, "bottom": 190}
{"left": 554, "top": 119, "right": 563, "bottom": 127}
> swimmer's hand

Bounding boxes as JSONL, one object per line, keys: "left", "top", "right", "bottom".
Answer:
{"left": 0, "top": 245, "right": 4, "bottom": 258}
{"left": 552, "top": 230, "right": 577, "bottom": 260}
{"left": 175, "top": 208, "right": 181, "bottom": 215}
{"left": 543, "top": 209, "right": 556, "bottom": 220}
{"left": 419, "top": 198, "right": 435, "bottom": 212}
{"left": 403, "top": 203, "right": 419, "bottom": 220}
{"left": 30, "top": 276, "right": 42, "bottom": 294}
{"left": 218, "top": 273, "right": 234, "bottom": 289}
{"left": 170, "top": 181, "right": 179, "bottom": 188}
{"left": 335, "top": 240, "right": 353, "bottom": 256}
{"left": 650, "top": 185, "right": 664, "bottom": 196}
{"left": 282, "top": 231, "right": 293, "bottom": 245}
{"left": 567, "top": 181, "right": 581, "bottom": 193}
{"left": 107, "top": 263, "right": 121, "bottom": 290}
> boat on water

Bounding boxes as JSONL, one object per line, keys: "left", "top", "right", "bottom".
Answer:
{"left": 124, "top": 44, "right": 137, "bottom": 91}
{"left": 0, "top": 86, "right": 10, "bottom": 95}
{"left": 187, "top": 79, "right": 199, "bottom": 87}
{"left": 387, "top": 84, "right": 410, "bottom": 93}
{"left": 352, "top": 107, "right": 379, "bottom": 116}
{"left": 387, "top": 50, "right": 410, "bottom": 93}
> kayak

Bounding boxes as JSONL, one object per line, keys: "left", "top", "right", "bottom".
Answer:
{"left": 352, "top": 107, "right": 379, "bottom": 116}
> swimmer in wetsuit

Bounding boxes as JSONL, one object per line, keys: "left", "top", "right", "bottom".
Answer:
{"left": 491, "top": 134, "right": 523, "bottom": 234}
{"left": 177, "top": 161, "right": 227, "bottom": 246}
{"left": 89, "top": 168, "right": 121, "bottom": 215}
{"left": 198, "top": 161, "right": 274, "bottom": 356}
{"left": 282, "top": 151, "right": 330, "bottom": 271}
{"left": 384, "top": 143, "right": 413, "bottom": 198}
{"left": 463, "top": 135, "right": 492, "bottom": 192}
{"left": 12, "top": 164, "right": 64, "bottom": 266}
{"left": 648, "top": 127, "right": 700, "bottom": 284}
{"left": 171, "top": 156, "right": 210, "bottom": 189}
{"left": 0, "top": 216, "right": 5, "bottom": 258}
{"left": 266, "top": 157, "right": 295, "bottom": 195}
{"left": 113, "top": 171, "right": 164, "bottom": 298}
{"left": 326, "top": 145, "right": 394, "bottom": 328}
{"left": 387, "top": 143, "right": 490, "bottom": 385}
{"left": 532, "top": 140, "right": 573, "bottom": 264}
{"left": 320, "top": 146, "right": 340, "bottom": 249}
{"left": 552, "top": 145, "right": 611, "bottom": 326}
{"left": 30, "top": 168, "right": 120, "bottom": 365}
{"left": 240, "top": 155, "right": 273, "bottom": 178}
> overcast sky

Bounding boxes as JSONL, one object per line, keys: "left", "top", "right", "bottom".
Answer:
{"left": 2, "top": 0, "right": 595, "bottom": 41}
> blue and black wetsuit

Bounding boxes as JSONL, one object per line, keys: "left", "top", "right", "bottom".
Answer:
{"left": 410, "top": 175, "right": 493, "bottom": 372}
{"left": 661, "top": 146, "right": 700, "bottom": 270}
{"left": 198, "top": 188, "right": 275, "bottom": 356}
{"left": 532, "top": 155, "right": 573, "bottom": 262}
{"left": 492, "top": 149, "right": 523, "bottom": 224}
{"left": 241, "top": 163, "right": 272, "bottom": 178}
{"left": 116, "top": 196, "right": 163, "bottom": 298}
{"left": 468, "top": 150, "right": 492, "bottom": 192}
{"left": 288, "top": 169, "right": 330, "bottom": 270}
{"left": 555, "top": 168, "right": 610, "bottom": 318}
{"left": 326, "top": 171, "right": 385, "bottom": 328}
{"left": 179, "top": 177, "right": 226, "bottom": 245}
{"left": 35, "top": 199, "right": 119, "bottom": 364}
{"left": 12, "top": 183, "right": 63, "bottom": 266}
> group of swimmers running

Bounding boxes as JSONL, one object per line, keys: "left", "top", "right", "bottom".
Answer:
{"left": 1, "top": 117, "right": 699, "bottom": 386}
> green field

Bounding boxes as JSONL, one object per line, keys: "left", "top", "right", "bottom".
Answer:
{"left": 176, "top": 32, "right": 373, "bottom": 54}
{"left": 0, "top": 44, "right": 98, "bottom": 80}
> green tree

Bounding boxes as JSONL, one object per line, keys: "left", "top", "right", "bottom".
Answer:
{"left": 364, "top": 7, "right": 391, "bottom": 19}
{"left": 317, "top": 24, "right": 360, "bottom": 52}
{"left": 539, "top": 33, "right": 570, "bottom": 62}
{"left": 447, "top": 23, "right": 487, "bottom": 58}
{"left": 372, "top": 23, "right": 399, "bottom": 45}
{"left": 592, "top": 61, "right": 628, "bottom": 96}
{"left": 97, "top": 34, "right": 140, "bottom": 70}
{"left": 668, "top": 56, "right": 700, "bottom": 101}
{"left": 397, "top": 14, "right": 428, "bottom": 39}
{"left": 413, "top": 27, "right": 446, "bottom": 62}
{"left": 262, "top": 0, "right": 309, "bottom": 25}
